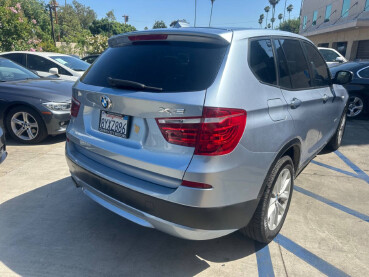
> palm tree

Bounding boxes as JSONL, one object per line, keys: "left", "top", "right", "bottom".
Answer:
{"left": 278, "top": 13, "right": 283, "bottom": 25}
{"left": 258, "top": 14, "right": 264, "bottom": 28}
{"left": 271, "top": 17, "right": 276, "bottom": 29}
{"left": 264, "top": 6, "right": 270, "bottom": 28}
{"left": 283, "top": 0, "right": 287, "bottom": 21}
{"left": 269, "top": 0, "right": 280, "bottom": 28}
{"left": 287, "top": 4, "right": 293, "bottom": 20}
{"left": 258, "top": 18, "right": 263, "bottom": 28}
{"left": 209, "top": 0, "right": 215, "bottom": 27}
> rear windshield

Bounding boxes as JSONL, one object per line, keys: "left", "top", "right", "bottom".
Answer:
{"left": 80, "top": 41, "right": 228, "bottom": 92}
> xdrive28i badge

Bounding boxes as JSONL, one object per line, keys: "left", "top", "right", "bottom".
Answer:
{"left": 101, "top": 95, "right": 112, "bottom": 109}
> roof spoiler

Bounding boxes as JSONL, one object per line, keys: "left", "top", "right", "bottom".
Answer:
{"left": 108, "top": 30, "right": 233, "bottom": 48}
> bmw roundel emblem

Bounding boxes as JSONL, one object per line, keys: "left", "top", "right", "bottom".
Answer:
{"left": 101, "top": 95, "right": 112, "bottom": 109}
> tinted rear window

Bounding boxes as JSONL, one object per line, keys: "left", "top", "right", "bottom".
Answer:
{"left": 81, "top": 41, "right": 228, "bottom": 92}
{"left": 249, "top": 39, "right": 277, "bottom": 85}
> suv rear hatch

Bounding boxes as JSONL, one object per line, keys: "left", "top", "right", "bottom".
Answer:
{"left": 69, "top": 29, "right": 232, "bottom": 189}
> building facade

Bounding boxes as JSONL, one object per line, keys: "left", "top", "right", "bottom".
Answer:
{"left": 300, "top": 0, "right": 369, "bottom": 60}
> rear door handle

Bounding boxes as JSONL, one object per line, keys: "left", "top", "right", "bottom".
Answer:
{"left": 290, "top": 98, "right": 302, "bottom": 109}
{"left": 322, "top": 94, "right": 329, "bottom": 103}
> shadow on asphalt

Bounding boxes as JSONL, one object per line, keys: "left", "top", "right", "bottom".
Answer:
{"left": 342, "top": 115, "right": 369, "bottom": 147}
{"left": 5, "top": 133, "right": 66, "bottom": 146}
{"left": 0, "top": 177, "right": 255, "bottom": 276}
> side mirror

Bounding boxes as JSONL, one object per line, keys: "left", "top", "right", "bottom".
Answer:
{"left": 335, "top": 57, "right": 345, "bottom": 63}
{"left": 49, "top": 67, "right": 59, "bottom": 75}
{"left": 332, "top": 70, "right": 353, "bottom": 85}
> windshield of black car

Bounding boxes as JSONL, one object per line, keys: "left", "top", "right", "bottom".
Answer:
{"left": 50, "top": 56, "right": 90, "bottom": 71}
{"left": 319, "top": 49, "right": 340, "bottom": 62}
{"left": 80, "top": 41, "right": 228, "bottom": 92}
{"left": 0, "top": 58, "right": 39, "bottom": 81}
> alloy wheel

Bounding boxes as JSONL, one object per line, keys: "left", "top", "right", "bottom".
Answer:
{"left": 347, "top": 97, "right": 364, "bottom": 117}
{"left": 267, "top": 168, "right": 292, "bottom": 231}
{"left": 10, "top": 112, "right": 39, "bottom": 141}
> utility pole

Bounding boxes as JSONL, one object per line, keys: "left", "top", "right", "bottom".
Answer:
{"left": 48, "top": 4, "right": 56, "bottom": 46}
{"left": 194, "top": 0, "right": 197, "bottom": 27}
{"left": 123, "top": 15, "right": 129, "bottom": 25}
{"left": 50, "top": 1, "right": 60, "bottom": 41}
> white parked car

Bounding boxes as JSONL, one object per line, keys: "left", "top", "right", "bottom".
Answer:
{"left": 0, "top": 51, "right": 90, "bottom": 81}
{"left": 318, "top": 47, "right": 347, "bottom": 67}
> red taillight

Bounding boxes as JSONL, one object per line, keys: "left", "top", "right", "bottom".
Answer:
{"left": 156, "top": 107, "right": 247, "bottom": 156}
{"left": 128, "top": 34, "right": 168, "bottom": 42}
{"left": 71, "top": 97, "right": 80, "bottom": 118}
{"left": 181, "top": 180, "right": 213, "bottom": 189}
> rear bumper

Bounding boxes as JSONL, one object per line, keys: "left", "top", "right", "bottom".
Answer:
{"left": 66, "top": 156, "right": 258, "bottom": 240}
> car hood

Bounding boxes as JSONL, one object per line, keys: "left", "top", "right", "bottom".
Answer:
{"left": 0, "top": 78, "right": 73, "bottom": 102}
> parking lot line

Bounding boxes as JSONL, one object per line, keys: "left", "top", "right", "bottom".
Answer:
{"left": 311, "top": 160, "right": 359, "bottom": 179}
{"left": 294, "top": 186, "right": 369, "bottom": 222}
{"left": 335, "top": 150, "right": 369, "bottom": 184}
{"left": 254, "top": 242, "right": 275, "bottom": 277}
{"left": 275, "top": 234, "right": 349, "bottom": 277}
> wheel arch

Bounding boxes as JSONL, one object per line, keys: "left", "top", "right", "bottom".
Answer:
{"left": 256, "top": 138, "right": 301, "bottom": 199}
{"left": 2, "top": 102, "right": 45, "bottom": 132}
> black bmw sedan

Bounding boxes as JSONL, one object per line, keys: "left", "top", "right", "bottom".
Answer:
{"left": 330, "top": 61, "right": 369, "bottom": 118}
{"left": 0, "top": 57, "right": 73, "bottom": 144}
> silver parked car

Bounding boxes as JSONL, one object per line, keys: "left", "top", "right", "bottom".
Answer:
{"left": 0, "top": 51, "right": 90, "bottom": 81}
{"left": 66, "top": 28, "right": 351, "bottom": 243}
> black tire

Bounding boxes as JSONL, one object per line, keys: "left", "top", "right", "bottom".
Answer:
{"left": 325, "top": 108, "right": 347, "bottom": 152}
{"left": 5, "top": 106, "right": 48, "bottom": 144}
{"left": 240, "top": 156, "right": 294, "bottom": 243}
{"left": 347, "top": 94, "right": 366, "bottom": 119}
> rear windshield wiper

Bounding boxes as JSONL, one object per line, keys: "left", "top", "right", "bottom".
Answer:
{"left": 108, "top": 77, "right": 163, "bottom": 92}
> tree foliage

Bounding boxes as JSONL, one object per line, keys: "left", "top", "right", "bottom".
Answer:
{"left": 278, "top": 18, "right": 300, "bottom": 34}
{"left": 90, "top": 18, "right": 136, "bottom": 37}
{"left": 0, "top": 0, "right": 137, "bottom": 54}
{"left": 153, "top": 20, "right": 167, "bottom": 29}
{"left": 0, "top": 0, "right": 44, "bottom": 51}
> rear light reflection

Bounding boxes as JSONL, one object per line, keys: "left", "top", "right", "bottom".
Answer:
{"left": 181, "top": 180, "right": 212, "bottom": 189}
{"left": 71, "top": 97, "right": 80, "bottom": 118}
{"left": 156, "top": 107, "right": 247, "bottom": 156}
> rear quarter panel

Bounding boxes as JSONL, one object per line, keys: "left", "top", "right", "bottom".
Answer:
{"left": 184, "top": 36, "right": 299, "bottom": 206}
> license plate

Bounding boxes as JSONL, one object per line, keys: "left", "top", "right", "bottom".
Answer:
{"left": 98, "top": 111, "right": 130, "bottom": 138}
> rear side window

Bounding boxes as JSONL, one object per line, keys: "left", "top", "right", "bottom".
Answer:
{"left": 358, "top": 67, "right": 369, "bottom": 78}
{"left": 81, "top": 41, "right": 228, "bottom": 92}
{"left": 2, "top": 53, "right": 26, "bottom": 66}
{"left": 249, "top": 39, "right": 277, "bottom": 85}
{"left": 303, "top": 42, "right": 330, "bottom": 87}
{"left": 280, "top": 39, "right": 311, "bottom": 89}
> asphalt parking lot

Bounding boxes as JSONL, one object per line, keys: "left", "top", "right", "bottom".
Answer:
{"left": 0, "top": 118, "right": 368, "bottom": 277}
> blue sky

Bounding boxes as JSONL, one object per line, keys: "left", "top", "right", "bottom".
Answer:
{"left": 70, "top": 0, "right": 302, "bottom": 30}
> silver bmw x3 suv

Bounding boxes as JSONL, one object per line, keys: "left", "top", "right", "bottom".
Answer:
{"left": 66, "top": 28, "right": 351, "bottom": 243}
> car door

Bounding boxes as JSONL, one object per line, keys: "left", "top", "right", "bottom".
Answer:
{"left": 273, "top": 38, "right": 326, "bottom": 165}
{"left": 302, "top": 41, "right": 342, "bottom": 144}
{"left": 26, "top": 54, "right": 74, "bottom": 80}
{"left": 26, "top": 54, "right": 53, "bottom": 77}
